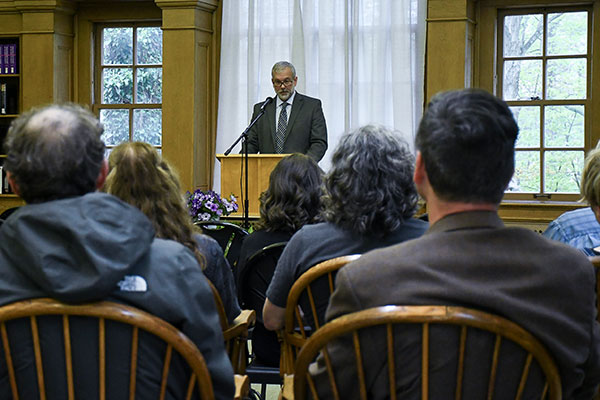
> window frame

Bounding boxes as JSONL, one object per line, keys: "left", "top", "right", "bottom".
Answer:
{"left": 476, "top": 0, "right": 600, "bottom": 204}
{"left": 92, "top": 21, "right": 163, "bottom": 152}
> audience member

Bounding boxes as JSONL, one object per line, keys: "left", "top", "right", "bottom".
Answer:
{"left": 237, "top": 152, "right": 323, "bottom": 366}
{"left": 543, "top": 147, "right": 600, "bottom": 255}
{"left": 103, "top": 141, "right": 241, "bottom": 324}
{"left": 310, "top": 89, "right": 600, "bottom": 399}
{"left": 262, "top": 124, "right": 428, "bottom": 331}
{"left": 0, "top": 105, "right": 234, "bottom": 399}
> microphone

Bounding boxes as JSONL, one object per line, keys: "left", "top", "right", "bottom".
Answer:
{"left": 259, "top": 96, "right": 274, "bottom": 110}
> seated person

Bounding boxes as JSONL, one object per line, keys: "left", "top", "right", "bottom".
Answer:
{"left": 310, "top": 89, "right": 600, "bottom": 399}
{"left": 103, "top": 141, "right": 241, "bottom": 324}
{"left": 543, "top": 148, "right": 600, "bottom": 256}
{"left": 236, "top": 153, "right": 323, "bottom": 366}
{"left": 262, "top": 124, "right": 429, "bottom": 331}
{"left": 0, "top": 104, "right": 233, "bottom": 399}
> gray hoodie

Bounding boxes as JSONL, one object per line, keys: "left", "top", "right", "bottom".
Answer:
{"left": 0, "top": 192, "right": 234, "bottom": 399}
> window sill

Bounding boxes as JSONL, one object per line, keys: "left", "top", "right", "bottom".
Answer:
{"left": 499, "top": 199, "right": 587, "bottom": 225}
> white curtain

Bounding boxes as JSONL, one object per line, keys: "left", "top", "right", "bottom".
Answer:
{"left": 214, "top": 0, "right": 426, "bottom": 191}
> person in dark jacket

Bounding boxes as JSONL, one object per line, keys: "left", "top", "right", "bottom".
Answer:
{"left": 242, "top": 61, "right": 328, "bottom": 161}
{"left": 236, "top": 153, "right": 324, "bottom": 366}
{"left": 103, "top": 141, "right": 241, "bottom": 324}
{"left": 0, "top": 104, "right": 234, "bottom": 399}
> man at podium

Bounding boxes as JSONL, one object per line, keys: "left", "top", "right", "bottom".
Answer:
{"left": 242, "top": 61, "right": 328, "bottom": 161}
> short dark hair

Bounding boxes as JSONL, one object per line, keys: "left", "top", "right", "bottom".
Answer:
{"left": 415, "top": 89, "right": 518, "bottom": 204}
{"left": 4, "top": 103, "right": 105, "bottom": 203}
{"left": 256, "top": 153, "right": 323, "bottom": 233}
{"left": 322, "top": 125, "right": 418, "bottom": 236}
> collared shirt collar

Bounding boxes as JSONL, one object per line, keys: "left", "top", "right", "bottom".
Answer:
{"left": 427, "top": 210, "right": 504, "bottom": 235}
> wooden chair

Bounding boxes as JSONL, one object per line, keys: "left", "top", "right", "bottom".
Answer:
{"left": 237, "top": 242, "right": 288, "bottom": 399}
{"left": 280, "top": 254, "right": 361, "bottom": 374}
{"left": 284, "top": 305, "right": 562, "bottom": 400}
{"left": 207, "top": 280, "right": 256, "bottom": 374}
{"left": 0, "top": 297, "right": 249, "bottom": 400}
{"left": 195, "top": 221, "right": 249, "bottom": 268}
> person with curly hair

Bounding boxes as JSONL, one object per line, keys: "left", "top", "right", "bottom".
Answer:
{"left": 103, "top": 141, "right": 241, "bottom": 323}
{"left": 236, "top": 152, "right": 323, "bottom": 366}
{"left": 263, "top": 124, "right": 428, "bottom": 332}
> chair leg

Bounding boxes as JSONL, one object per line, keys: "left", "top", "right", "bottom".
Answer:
{"left": 261, "top": 383, "right": 267, "bottom": 399}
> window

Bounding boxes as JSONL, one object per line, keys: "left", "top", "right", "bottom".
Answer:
{"left": 94, "top": 23, "right": 163, "bottom": 153}
{"left": 498, "top": 7, "right": 591, "bottom": 201}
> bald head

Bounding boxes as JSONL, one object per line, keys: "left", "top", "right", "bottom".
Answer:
{"left": 4, "top": 103, "right": 106, "bottom": 203}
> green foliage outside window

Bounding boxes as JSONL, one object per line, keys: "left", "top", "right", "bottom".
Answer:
{"left": 98, "top": 26, "right": 162, "bottom": 150}
{"left": 502, "top": 10, "right": 588, "bottom": 195}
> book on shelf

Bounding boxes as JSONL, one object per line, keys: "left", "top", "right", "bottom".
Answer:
{"left": 0, "top": 83, "right": 6, "bottom": 115}
{"left": 0, "top": 45, "right": 4, "bottom": 75}
{"left": 3, "top": 169, "right": 11, "bottom": 195}
{"left": 8, "top": 44, "right": 16, "bottom": 74}
{"left": 2, "top": 45, "right": 8, "bottom": 75}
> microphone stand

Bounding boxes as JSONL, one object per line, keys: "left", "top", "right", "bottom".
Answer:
{"left": 223, "top": 106, "right": 269, "bottom": 230}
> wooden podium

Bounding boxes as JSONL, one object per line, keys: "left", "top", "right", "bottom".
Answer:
{"left": 217, "top": 154, "right": 288, "bottom": 218}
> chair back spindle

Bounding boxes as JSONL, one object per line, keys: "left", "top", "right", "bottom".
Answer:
{"left": 0, "top": 298, "right": 215, "bottom": 400}
{"left": 292, "top": 305, "right": 561, "bottom": 400}
{"left": 281, "top": 254, "right": 361, "bottom": 373}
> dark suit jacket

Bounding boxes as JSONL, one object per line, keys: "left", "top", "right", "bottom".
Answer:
{"left": 309, "top": 211, "right": 600, "bottom": 400}
{"left": 243, "top": 93, "right": 327, "bottom": 161}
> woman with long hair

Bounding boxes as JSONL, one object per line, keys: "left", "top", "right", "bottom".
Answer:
{"left": 236, "top": 153, "right": 324, "bottom": 366}
{"left": 103, "top": 141, "right": 240, "bottom": 323}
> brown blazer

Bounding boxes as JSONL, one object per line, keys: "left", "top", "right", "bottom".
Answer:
{"left": 310, "top": 211, "right": 600, "bottom": 400}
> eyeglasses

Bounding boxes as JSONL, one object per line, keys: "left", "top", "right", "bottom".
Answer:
{"left": 273, "top": 79, "right": 294, "bottom": 87}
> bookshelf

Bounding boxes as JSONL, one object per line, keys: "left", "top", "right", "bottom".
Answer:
{"left": 0, "top": 36, "right": 22, "bottom": 211}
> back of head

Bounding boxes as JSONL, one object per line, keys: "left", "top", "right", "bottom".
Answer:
{"left": 415, "top": 89, "right": 518, "bottom": 204}
{"left": 103, "top": 142, "right": 205, "bottom": 266}
{"left": 256, "top": 153, "right": 323, "bottom": 233}
{"left": 581, "top": 147, "right": 600, "bottom": 208}
{"left": 4, "top": 104, "right": 105, "bottom": 204}
{"left": 323, "top": 125, "right": 418, "bottom": 236}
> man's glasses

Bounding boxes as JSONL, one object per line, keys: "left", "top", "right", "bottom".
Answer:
{"left": 273, "top": 79, "right": 294, "bottom": 87}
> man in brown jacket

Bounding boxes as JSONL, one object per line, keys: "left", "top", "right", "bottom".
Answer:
{"left": 310, "top": 89, "right": 600, "bottom": 399}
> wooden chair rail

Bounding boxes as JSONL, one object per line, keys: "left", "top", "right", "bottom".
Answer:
{"left": 281, "top": 254, "right": 361, "bottom": 374}
{"left": 290, "top": 305, "right": 562, "bottom": 400}
{"left": 0, "top": 298, "right": 215, "bottom": 400}
{"left": 207, "top": 280, "right": 256, "bottom": 374}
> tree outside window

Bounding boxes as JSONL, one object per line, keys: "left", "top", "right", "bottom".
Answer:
{"left": 95, "top": 24, "right": 163, "bottom": 155}
{"left": 499, "top": 8, "right": 589, "bottom": 200}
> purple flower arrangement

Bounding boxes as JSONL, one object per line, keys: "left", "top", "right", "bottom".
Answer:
{"left": 186, "top": 189, "right": 239, "bottom": 222}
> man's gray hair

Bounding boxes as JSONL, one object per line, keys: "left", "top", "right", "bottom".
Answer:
{"left": 272, "top": 61, "right": 296, "bottom": 78}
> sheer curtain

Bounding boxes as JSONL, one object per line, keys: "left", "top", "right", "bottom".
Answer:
{"left": 214, "top": 0, "right": 426, "bottom": 190}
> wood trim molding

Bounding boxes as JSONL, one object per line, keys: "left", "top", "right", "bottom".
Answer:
{"left": 154, "top": 0, "right": 217, "bottom": 11}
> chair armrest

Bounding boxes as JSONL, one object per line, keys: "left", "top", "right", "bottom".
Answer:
{"left": 234, "top": 374, "right": 250, "bottom": 400}
{"left": 280, "top": 374, "right": 294, "bottom": 400}
{"left": 223, "top": 309, "right": 256, "bottom": 341}
{"left": 234, "top": 309, "right": 256, "bottom": 327}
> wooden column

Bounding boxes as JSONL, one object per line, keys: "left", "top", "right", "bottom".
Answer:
{"left": 155, "top": 0, "right": 219, "bottom": 192}
{"left": 16, "top": 0, "right": 74, "bottom": 110}
{"left": 426, "top": 0, "right": 475, "bottom": 102}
